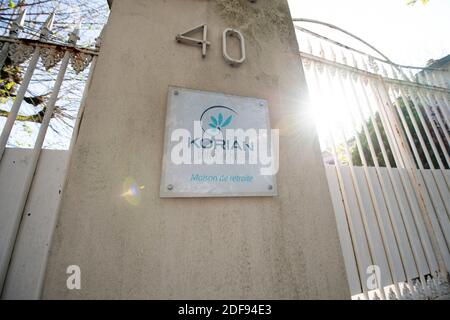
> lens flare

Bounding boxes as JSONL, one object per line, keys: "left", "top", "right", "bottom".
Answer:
{"left": 121, "top": 177, "right": 145, "bottom": 206}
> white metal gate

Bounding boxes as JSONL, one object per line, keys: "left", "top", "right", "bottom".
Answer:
{"left": 0, "top": 9, "right": 100, "bottom": 298}
{"left": 295, "top": 19, "right": 450, "bottom": 300}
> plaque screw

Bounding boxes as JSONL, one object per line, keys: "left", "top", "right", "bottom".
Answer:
{"left": 259, "top": 102, "right": 264, "bottom": 106}
{"left": 174, "top": 90, "right": 179, "bottom": 96}
{"left": 167, "top": 184, "right": 174, "bottom": 191}
{"left": 268, "top": 185, "right": 273, "bottom": 190}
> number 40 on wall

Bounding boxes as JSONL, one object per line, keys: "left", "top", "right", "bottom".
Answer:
{"left": 175, "top": 24, "right": 246, "bottom": 66}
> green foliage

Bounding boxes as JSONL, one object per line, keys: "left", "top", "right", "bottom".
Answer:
{"left": 22, "top": 123, "right": 32, "bottom": 135}
{"left": 350, "top": 97, "right": 449, "bottom": 169}
{"left": 0, "top": 58, "right": 22, "bottom": 99}
{"left": 0, "top": 57, "right": 49, "bottom": 123}
{"left": 351, "top": 112, "right": 396, "bottom": 168}
{"left": 395, "top": 97, "right": 448, "bottom": 169}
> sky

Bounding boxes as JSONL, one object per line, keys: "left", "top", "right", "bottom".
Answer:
{"left": 288, "top": 0, "right": 450, "bottom": 67}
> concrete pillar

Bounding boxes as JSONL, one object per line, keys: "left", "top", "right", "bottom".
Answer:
{"left": 42, "top": 0, "right": 350, "bottom": 299}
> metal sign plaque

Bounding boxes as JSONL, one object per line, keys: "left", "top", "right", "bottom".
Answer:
{"left": 160, "top": 86, "right": 277, "bottom": 198}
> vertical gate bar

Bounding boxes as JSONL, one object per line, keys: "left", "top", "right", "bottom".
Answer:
{"left": 363, "top": 78, "right": 434, "bottom": 283}
{"left": 0, "top": 12, "right": 65, "bottom": 293}
{"left": 335, "top": 67, "right": 400, "bottom": 296}
{"left": 372, "top": 80, "right": 412, "bottom": 169}
{"left": 0, "top": 9, "right": 27, "bottom": 70}
{"left": 348, "top": 80, "right": 381, "bottom": 167}
{"left": 388, "top": 82, "right": 450, "bottom": 272}
{"left": 367, "top": 81, "right": 403, "bottom": 169}
{"left": 423, "top": 71, "right": 450, "bottom": 121}
{"left": 0, "top": 53, "right": 71, "bottom": 295}
{"left": 309, "top": 62, "right": 369, "bottom": 299}
{"left": 424, "top": 92, "right": 450, "bottom": 156}
{"left": 413, "top": 91, "right": 450, "bottom": 204}
{"left": 397, "top": 88, "right": 435, "bottom": 169}
{"left": 0, "top": 11, "right": 55, "bottom": 161}
{"left": 351, "top": 107, "right": 407, "bottom": 297}
{"left": 0, "top": 47, "right": 40, "bottom": 160}
{"left": 408, "top": 90, "right": 447, "bottom": 170}
{"left": 397, "top": 88, "right": 450, "bottom": 220}
{"left": 67, "top": 28, "right": 103, "bottom": 151}
{"left": 391, "top": 85, "right": 450, "bottom": 290}
{"left": 397, "top": 85, "right": 450, "bottom": 229}
{"left": 436, "top": 93, "right": 450, "bottom": 124}
{"left": 347, "top": 70, "right": 420, "bottom": 293}
{"left": 323, "top": 64, "right": 385, "bottom": 298}
{"left": 386, "top": 85, "right": 424, "bottom": 169}
{"left": 373, "top": 83, "right": 436, "bottom": 269}
{"left": 36, "top": 29, "right": 101, "bottom": 297}
{"left": 341, "top": 128, "right": 387, "bottom": 299}
{"left": 353, "top": 62, "right": 434, "bottom": 295}
{"left": 391, "top": 82, "right": 450, "bottom": 259}
{"left": 384, "top": 83, "right": 448, "bottom": 244}
{"left": 416, "top": 91, "right": 450, "bottom": 168}
{"left": 373, "top": 78, "right": 447, "bottom": 275}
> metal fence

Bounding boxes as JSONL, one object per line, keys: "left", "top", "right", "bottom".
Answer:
{"left": 1, "top": 10, "right": 449, "bottom": 300}
{"left": 0, "top": 9, "right": 100, "bottom": 294}
{"left": 295, "top": 19, "right": 450, "bottom": 300}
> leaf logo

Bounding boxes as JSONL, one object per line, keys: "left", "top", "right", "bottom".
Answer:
{"left": 200, "top": 106, "right": 238, "bottom": 135}
{"left": 209, "top": 113, "right": 233, "bottom": 131}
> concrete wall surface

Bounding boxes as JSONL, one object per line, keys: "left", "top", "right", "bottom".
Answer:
{"left": 42, "top": 0, "right": 350, "bottom": 299}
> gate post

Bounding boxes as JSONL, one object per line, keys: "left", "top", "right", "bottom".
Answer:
{"left": 41, "top": 0, "right": 350, "bottom": 299}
